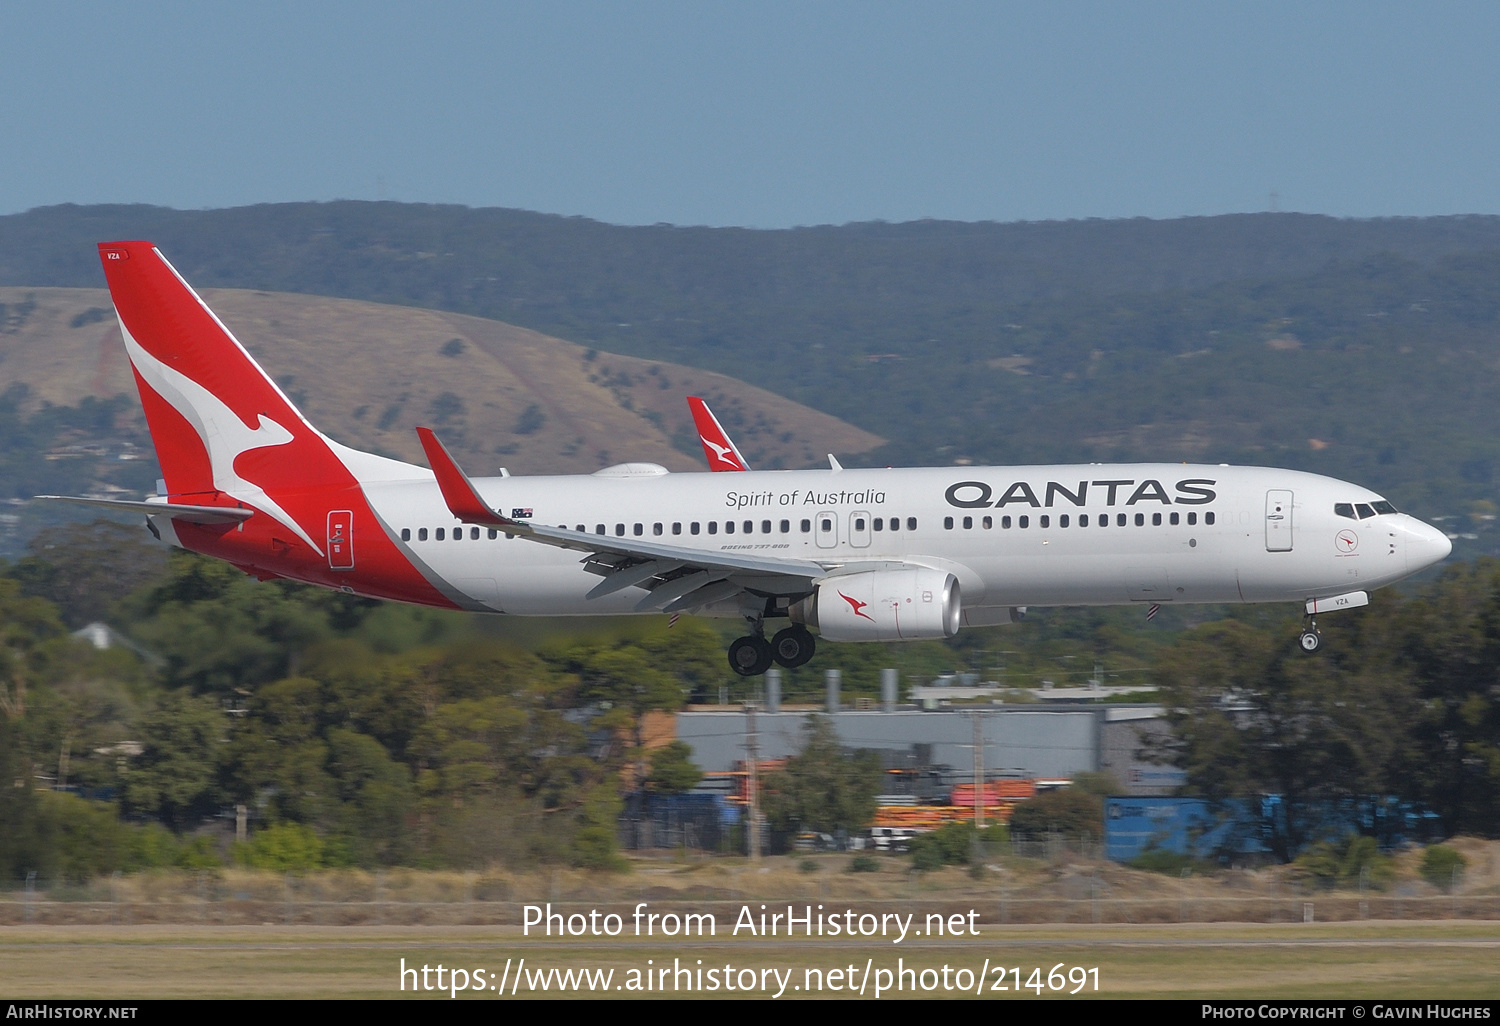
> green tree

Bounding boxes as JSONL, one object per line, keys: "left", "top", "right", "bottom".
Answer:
{"left": 1148, "top": 611, "right": 1420, "bottom": 859}
{"left": 1008, "top": 787, "right": 1105, "bottom": 842}
{"left": 1396, "top": 560, "right": 1500, "bottom": 836}
{"left": 644, "top": 741, "right": 702, "bottom": 795}
{"left": 761, "top": 716, "right": 881, "bottom": 836}
{"left": 11, "top": 520, "right": 167, "bottom": 628}
{"left": 122, "top": 690, "right": 226, "bottom": 829}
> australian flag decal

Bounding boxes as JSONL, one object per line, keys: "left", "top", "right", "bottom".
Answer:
{"left": 511, "top": 508, "right": 533, "bottom": 518}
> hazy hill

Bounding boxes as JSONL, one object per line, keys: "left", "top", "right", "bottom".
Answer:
{"left": 0, "top": 286, "right": 882, "bottom": 555}
{"left": 1, "top": 203, "right": 1497, "bottom": 557}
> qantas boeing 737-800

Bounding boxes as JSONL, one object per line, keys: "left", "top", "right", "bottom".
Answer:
{"left": 43, "top": 242, "right": 1453, "bottom": 676}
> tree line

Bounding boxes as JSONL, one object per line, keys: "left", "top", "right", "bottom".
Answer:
{"left": 0, "top": 520, "right": 1497, "bottom": 885}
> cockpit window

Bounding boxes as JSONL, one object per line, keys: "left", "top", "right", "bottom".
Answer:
{"left": 1371, "top": 500, "right": 1398, "bottom": 515}
{"left": 1334, "top": 503, "right": 1356, "bottom": 519}
{"left": 1355, "top": 503, "right": 1375, "bottom": 519}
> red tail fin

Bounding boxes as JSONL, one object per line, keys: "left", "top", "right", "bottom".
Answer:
{"left": 99, "top": 241, "right": 359, "bottom": 553}
{"left": 686, "top": 396, "right": 751, "bottom": 471}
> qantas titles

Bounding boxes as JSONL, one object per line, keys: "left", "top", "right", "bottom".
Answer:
{"left": 944, "top": 478, "right": 1216, "bottom": 509}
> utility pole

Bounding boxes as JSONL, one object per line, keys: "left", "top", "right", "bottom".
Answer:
{"left": 972, "top": 710, "right": 985, "bottom": 830}
{"left": 745, "top": 701, "right": 761, "bottom": 860}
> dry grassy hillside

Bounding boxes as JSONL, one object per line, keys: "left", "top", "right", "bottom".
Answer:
{"left": 0, "top": 286, "right": 883, "bottom": 478}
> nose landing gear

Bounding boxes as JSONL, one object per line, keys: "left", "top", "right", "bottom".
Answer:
{"left": 1298, "top": 617, "right": 1322, "bottom": 653}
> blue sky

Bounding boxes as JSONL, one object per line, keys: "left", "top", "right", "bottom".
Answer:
{"left": 4, "top": 1, "right": 1499, "bottom": 227}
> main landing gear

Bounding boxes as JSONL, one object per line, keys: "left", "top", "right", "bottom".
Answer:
{"left": 1298, "top": 617, "right": 1322, "bottom": 653}
{"left": 727, "top": 622, "right": 817, "bottom": 677}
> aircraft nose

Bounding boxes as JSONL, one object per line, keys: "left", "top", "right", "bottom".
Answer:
{"left": 1405, "top": 518, "right": 1452, "bottom": 572}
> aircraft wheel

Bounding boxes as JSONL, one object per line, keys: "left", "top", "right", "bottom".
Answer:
{"left": 770, "top": 626, "right": 816, "bottom": 668}
{"left": 728, "top": 635, "right": 774, "bottom": 677}
{"left": 1298, "top": 629, "right": 1322, "bottom": 653}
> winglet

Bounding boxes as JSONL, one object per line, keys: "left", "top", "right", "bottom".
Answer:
{"left": 415, "top": 427, "right": 511, "bottom": 527}
{"left": 828, "top": 454, "right": 843, "bottom": 472}
{"left": 686, "top": 396, "right": 751, "bottom": 471}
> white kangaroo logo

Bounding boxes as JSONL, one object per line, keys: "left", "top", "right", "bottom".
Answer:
{"left": 118, "top": 319, "right": 325, "bottom": 556}
{"left": 703, "top": 437, "right": 741, "bottom": 468}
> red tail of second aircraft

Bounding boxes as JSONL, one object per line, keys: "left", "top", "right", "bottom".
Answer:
{"left": 686, "top": 395, "right": 751, "bottom": 471}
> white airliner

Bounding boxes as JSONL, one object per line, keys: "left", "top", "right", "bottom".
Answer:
{"left": 45, "top": 242, "right": 1453, "bottom": 677}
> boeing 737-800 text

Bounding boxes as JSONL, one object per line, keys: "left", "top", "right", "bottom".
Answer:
{"left": 43, "top": 242, "right": 1453, "bottom": 676}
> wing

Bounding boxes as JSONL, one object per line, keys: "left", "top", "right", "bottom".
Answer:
{"left": 415, "top": 427, "right": 872, "bottom": 613}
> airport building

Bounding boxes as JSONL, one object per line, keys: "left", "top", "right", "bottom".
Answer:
{"left": 676, "top": 669, "right": 1182, "bottom": 794}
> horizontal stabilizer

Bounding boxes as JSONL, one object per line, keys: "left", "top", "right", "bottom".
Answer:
{"left": 36, "top": 495, "right": 254, "bottom": 525}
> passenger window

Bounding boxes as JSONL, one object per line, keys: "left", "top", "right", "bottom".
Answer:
{"left": 1001, "top": 515, "right": 1012, "bottom": 529}
{"left": 595, "top": 524, "right": 605, "bottom": 535}
{"left": 418, "top": 528, "right": 428, "bottom": 541}
{"left": 1135, "top": 513, "right": 1144, "bottom": 527}
{"left": 944, "top": 517, "right": 954, "bottom": 530}
{"left": 436, "top": 528, "right": 445, "bottom": 541}
{"left": 491, "top": 529, "right": 500, "bottom": 539}
{"left": 471, "top": 527, "right": 479, "bottom": 539}
{"left": 907, "top": 518, "right": 917, "bottom": 531}
{"left": 1079, "top": 514, "right": 1089, "bottom": 527}
{"left": 672, "top": 523, "right": 682, "bottom": 535}
{"left": 1355, "top": 504, "right": 1375, "bottom": 519}
{"left": 1206, "top": 512, "right": 1216, "bottom": 525}
{"left": 1116, "top": 513, "right": 1127, "bottom": 527}
{"left": 401, "top": 528, "right": 411, "bottom": 541}
{"left": 821, "top": 518, "right": 832, "bottom": 532}
{"left": 962, "top": 516, "right": 972, "bottom": 529}
{"left": 1040, "top": 515, "right": 1050, "bottom": 528}
{"left": 726, "top": 521, "right": 736, "bottom": 534}
{"left": 708, "top": 522, "right": 718, "bottom": 535}
{"left": 1060, "top": 514, "right": 1070, "bottom": 528}
{"left": 982, "top": 516, "right": 992, "bottom": 529}
{"left": 653, "top": 523, "right": 663, "bottom": 536}
{"left": 633, "top": 523, "right": 643, "bottom": 536}
{"left": 780, "top": 520, "right": 790, "bottom": 533}
{"left": 802, "top": 519, "right": 812, "bottom": 532}
{"left": 615, "top": 524, "right": 625, "bottom": 536}
{"left": 874, "top": 518, "right": 883, "bottom": 532}
{"left": 1188, "top": 512, "right": 1197, "bottom": 525}
{"left": 1170, "top": 512, "right": 1179, "bottom": 525}
{"left": 1019, "top": 515, "right": 1030, "bottom": 529}
{"left": 1152, "top": 513, "right": 1162, "bottom": 526}
{"left": 690, "top": 522, "right": 700, "bottom": 535}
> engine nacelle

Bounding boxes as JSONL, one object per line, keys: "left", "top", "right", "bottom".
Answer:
{"left": 794, "top": 568, "right": 961, "bottom": 642}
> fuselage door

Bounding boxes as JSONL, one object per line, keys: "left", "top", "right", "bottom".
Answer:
{"left": 327, "top": 510, "right": 355, "bottom": 570}
{"left": 849, "top": 511, "right": 871, "bottom": 548}
{"left": 816, "top": 510, "right": 838, "bottom": 549}
{"left": 1265, "top": 490, "right": 1293, "bottom": 552}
